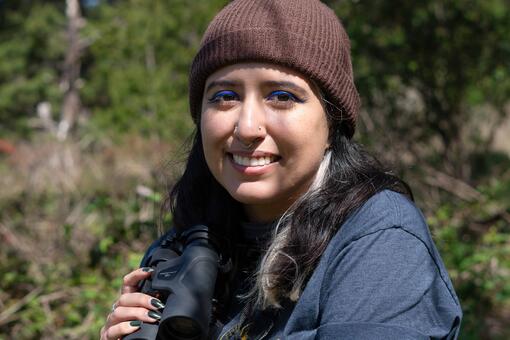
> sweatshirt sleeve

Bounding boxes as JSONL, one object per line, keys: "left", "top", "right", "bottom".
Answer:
{"left": 317, "top": 226, "right": 461, "bottom": 339}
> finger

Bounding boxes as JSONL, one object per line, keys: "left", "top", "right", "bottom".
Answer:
{"left": 118, "top": 292, "right": 166, "bottom": 311}
{"left": 103, "top": 320, "right": 143, "bottom": 340}
{"left": 121, "top": 267, "right": 154, "bottom": 294}
{"left": 109, "top": 306, "right": 163, "bottom": 325}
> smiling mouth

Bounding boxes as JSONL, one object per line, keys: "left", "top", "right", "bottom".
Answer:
{"left": 228, "top": 153, "right": 280, "bottom": 167}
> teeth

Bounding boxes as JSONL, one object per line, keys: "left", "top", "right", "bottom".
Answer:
{"left": 232, "top": 154, "right": 275, "bottom": 167}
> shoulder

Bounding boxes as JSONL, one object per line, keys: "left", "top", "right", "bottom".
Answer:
{"left": 323, "top": 190, "right": 447, "bottom": 273}
{"left": 309, "top": 190, "right": 462, "bottom": 337}
{"left": 322, "top": 190, "right": 459, "bottom": 302}
{"left": 284, "top": 191, "right": 462, "bottom": 338}
{"left": 337, "top": 189, "right": 428, "bottom": 244}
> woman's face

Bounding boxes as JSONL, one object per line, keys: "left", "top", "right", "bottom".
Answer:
{"left": 201, "top": 62, "right": 329, "bottom": 222}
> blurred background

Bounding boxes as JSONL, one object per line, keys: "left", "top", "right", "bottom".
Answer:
{"left": 0, "top": 0, "right": 508, "bottom": 339}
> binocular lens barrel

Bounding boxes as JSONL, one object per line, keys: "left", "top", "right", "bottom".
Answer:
{"left": 124, "top": 226, "right": 220, "bottom": 340}
{"left": 166, "top": 317, "right": 201, "bottom": 339}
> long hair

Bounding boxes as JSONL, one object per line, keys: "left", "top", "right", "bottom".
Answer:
{"left": 164, "top": 99, "right": 412, "bottom": 311}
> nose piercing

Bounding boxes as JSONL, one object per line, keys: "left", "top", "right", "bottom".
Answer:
{"left": 233, "top": 125, "right": 263, "bottom": 133}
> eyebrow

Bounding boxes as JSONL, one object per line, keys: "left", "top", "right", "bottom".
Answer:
{"left": 261, "top": 81, "right": 307, "bottom": 94}
{"left": 205, "top": 80, "right": 240, "bottom": 93}
{"left": 205, "top": 80, "right": 307, "bottom": 94}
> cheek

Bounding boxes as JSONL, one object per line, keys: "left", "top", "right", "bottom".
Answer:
{"left": 201, "top": 110, "right": 234, "bottom": 139}
{"left": 308, "top": 109, "right": 330, "bottom": 150}
{"left": 201, "top": 113, "right": 222, "bottom": 146}
{"left": 278, "top": 114, "right": 329, "bottom": 153}
{"left": 200, "top": 116, "right": 217, "bottom": 166}
{"left": 200, "top": 113, "right": 231, "bottom": 170}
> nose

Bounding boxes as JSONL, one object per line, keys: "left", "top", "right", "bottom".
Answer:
{"left": 234, "top": 95, "right": 266, "bottom": 147}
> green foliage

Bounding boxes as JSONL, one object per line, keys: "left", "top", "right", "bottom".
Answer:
{"left": 81, "top": 0, "right": 228, "bottom": 142}
{"left": 430, "top": 177, "right": 510, "bottom": 339}
{"left": 0, "top": 1, "right": 66, "bottom": 136}
{"left": 0, "top": 136, "right": 168, "bottom": 339}
{"left": 328, "top": 0, "right": 510, "bottom": 172}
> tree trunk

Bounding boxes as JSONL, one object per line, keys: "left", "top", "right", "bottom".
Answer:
{"left": 58, "top": 0, "right": 83, "bottom": 141}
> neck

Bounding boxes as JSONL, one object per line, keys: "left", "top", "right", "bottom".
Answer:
{"left": 243, "top": 196, "right": 294, "bottom": 223}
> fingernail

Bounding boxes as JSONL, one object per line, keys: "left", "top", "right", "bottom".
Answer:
{"left": 150, "top": 298, "right": 165, "bottom": 310}
{"left": 142, "top": 267, "right": 154, "bottom": 272}
{"left": 130, "top": 320, "right": 142, "bottom": 327}
{"left": 148, "top": 310, "right": 162, "bottom": 320}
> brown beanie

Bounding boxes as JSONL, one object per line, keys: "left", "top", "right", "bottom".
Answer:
{"left": 189, "top": 0, "right": 360, "bottom": 138}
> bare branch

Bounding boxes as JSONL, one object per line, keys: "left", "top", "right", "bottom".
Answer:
{"left": 422, "top": 165, "right": 482, "bottom": 202}
{"left": 0, "top": 288, "right": 42, "bottom": 326}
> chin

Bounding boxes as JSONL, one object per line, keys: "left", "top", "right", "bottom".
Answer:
{"left": 230, "top": 192, "right": 273, "bottom": 205}
{"left": 228, "top": 185, "right": 275, "bottom": 205}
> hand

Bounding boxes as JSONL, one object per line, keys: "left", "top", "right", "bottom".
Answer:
{"left": 100, "top": 267, "right": 166, "bottom": 340}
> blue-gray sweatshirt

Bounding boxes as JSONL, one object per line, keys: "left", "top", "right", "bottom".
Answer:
{"left": 141, "top": 190, "right": 462, "bottom": 339}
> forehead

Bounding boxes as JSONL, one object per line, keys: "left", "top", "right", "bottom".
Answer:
{"left": 204, "top": 62, "right": 315, "bottom": 89}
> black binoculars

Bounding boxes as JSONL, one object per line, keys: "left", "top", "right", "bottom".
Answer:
{"left": 124, "top": 225, "right": 220, "bottom": 340}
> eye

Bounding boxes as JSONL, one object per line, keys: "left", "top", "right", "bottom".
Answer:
{"left": 267, "top": 90, "right": 303, "bottom": 103}
{"left": 208, "top": 90, "right": 239, "bottom": 103}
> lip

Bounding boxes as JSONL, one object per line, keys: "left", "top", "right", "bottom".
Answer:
{"left": 226, "top": 151, "right": 280, "bottom": 175}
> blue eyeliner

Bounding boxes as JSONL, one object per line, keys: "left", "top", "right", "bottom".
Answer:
{"left": 268, "top": 90, "right": 304, "bottom": 103}
{"left": 208, "top": 90, "right": 238, "bottom": 103}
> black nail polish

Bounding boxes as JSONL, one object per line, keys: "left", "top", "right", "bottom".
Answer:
{"left": 148, "top": 310, "right": 162, "bottom": 320}
{"left": 151, "top": 298, "right": 165, "bottom": 310}
{"left": 130, "top": 320, "right": 142, "bottom": 327}
{"left": 142, "top": 267, "right": 154, "bottom": 272}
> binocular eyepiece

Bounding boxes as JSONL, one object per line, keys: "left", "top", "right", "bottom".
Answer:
{"left": 124, "top": 225, "right": 220, "bottom": 340}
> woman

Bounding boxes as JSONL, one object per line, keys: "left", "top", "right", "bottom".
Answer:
{"left": 101, "top": 0, "right": 462, "bottom": 339}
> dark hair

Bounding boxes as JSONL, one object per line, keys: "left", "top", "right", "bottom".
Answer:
{"left": 165, "top": 131, "right": 242, "bottom": 237}
{"left": 163, "top": 97, "right": 412, "bottom": 310}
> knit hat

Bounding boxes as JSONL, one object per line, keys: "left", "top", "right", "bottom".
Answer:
{"left": 189, "top": 0, "right": 360, "bottom": 138}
